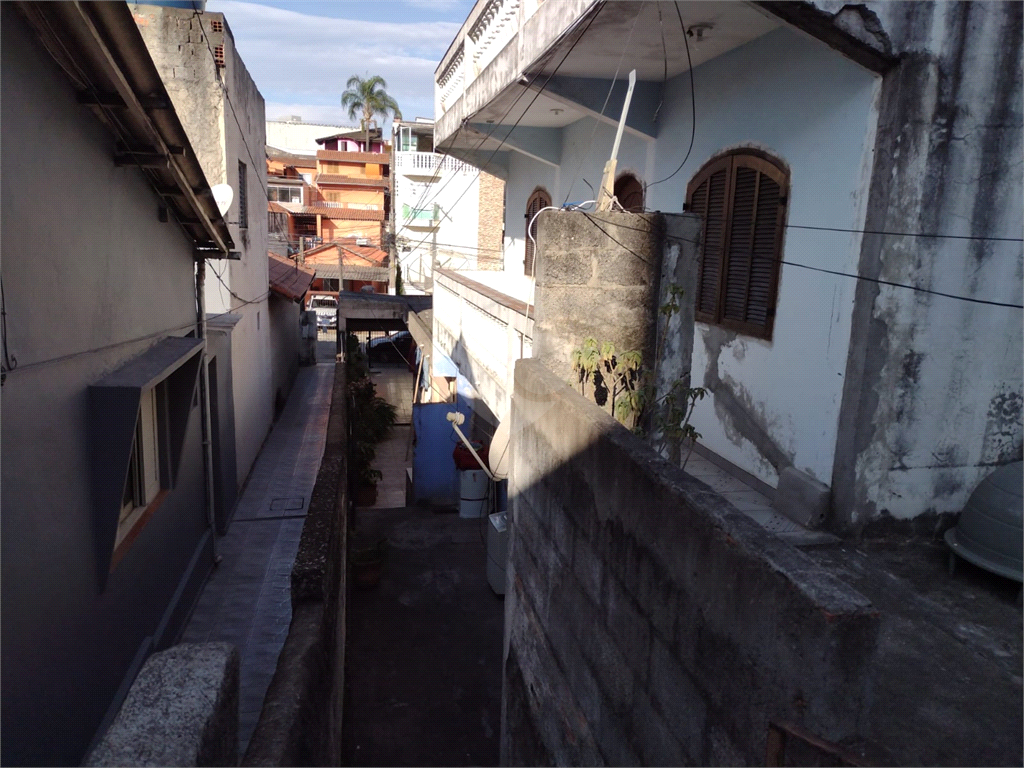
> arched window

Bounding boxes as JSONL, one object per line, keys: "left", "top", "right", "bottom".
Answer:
{"left": 686, "top": 150, "right": 788, "bottom": 341}
{"left": 613, "top": 173, "right": 644, "bottom": 212}
{"left": 524, "top": 187, "right": 551, "bottom": 277}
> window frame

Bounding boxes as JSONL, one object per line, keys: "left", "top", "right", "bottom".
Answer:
{"left": 686, "top": 149, "right": 789, "bottom": 341}
{"left": 238, "top": 160, "right": 248, "bottom": 229}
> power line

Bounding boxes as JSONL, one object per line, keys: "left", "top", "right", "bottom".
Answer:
{"left": 578, "top": 212, "right": 1022, "bottom": 309}
{"left": 784, "top": 223, "right": 1023, "bottom": 243}
{"left": 645, "top": 2, "right": 695, "bottom": 191}
{"left": 399, "top": 4, "right": 609, "bottom": 261}
{"left": 192, "top": 9, "right": 271, "bottom": 203}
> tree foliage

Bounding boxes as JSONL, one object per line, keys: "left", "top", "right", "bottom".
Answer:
{"left": 340, "top": 75, "right": 402, "bottom": 149}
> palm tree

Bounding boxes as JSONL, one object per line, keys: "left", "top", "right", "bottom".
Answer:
{"left": 341, "top": 75, "right": 402, "bottom": 152}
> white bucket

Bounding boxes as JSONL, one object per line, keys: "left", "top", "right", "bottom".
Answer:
{"left": 459, "top": 469, "right": 489, "bottom": 518}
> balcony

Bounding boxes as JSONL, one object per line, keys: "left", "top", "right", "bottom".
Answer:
{"left": 395, "top": 151, "right": 470, "bottom": 175}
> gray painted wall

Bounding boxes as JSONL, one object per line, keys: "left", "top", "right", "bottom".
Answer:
{"left": 1, "top": 8, "right": 213, "bottom": 764}
{"left": 268, "top": 294, "right": 302, "bottom": 414}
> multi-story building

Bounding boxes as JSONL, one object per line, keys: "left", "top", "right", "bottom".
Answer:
{"left": 266, "top": 115, "right": 356, "bottom": 156}
{"left": 1, "top": 3, "right": 237, "bottom": 763}
{"left": 133, "top": 2, "right": 274, "bottom": 509}
{"left": 390, "top": 117, "right": 506, "bottom": 293}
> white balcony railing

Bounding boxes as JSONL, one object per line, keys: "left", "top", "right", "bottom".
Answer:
{"left": 395, "top": 151, "right": 470, "bottom": 174}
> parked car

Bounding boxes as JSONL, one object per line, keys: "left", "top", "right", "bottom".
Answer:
{"left": 368, "top": 330, "right": 415, "bottom": 368}
{"left": 306, "top": 293, "right": 338, "bottom": 330}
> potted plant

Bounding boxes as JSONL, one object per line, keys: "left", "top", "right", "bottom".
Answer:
{"left": 347, "top": 366, "right": 397, "bottom": 507}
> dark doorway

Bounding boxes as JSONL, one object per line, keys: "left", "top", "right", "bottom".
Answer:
{"left": 614, "top": 173, "right": 644, "bottom": 212}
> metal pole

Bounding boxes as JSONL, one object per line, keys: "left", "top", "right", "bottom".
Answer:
{"left": 195, "top": 258, "right": 219, "bottom": 560}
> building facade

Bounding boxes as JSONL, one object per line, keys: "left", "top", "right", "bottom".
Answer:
{"left": 434, "top": 0, "right": 1023, "bottom": 533}
{"left": 133, "top": 3, "right": 274, "bottom": 499}
{"left": 1, "top": 3, "right": 236, "bottom": 763}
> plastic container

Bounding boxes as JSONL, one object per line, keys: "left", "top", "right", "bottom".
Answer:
{"left": 459, "top": 469, "right": 489, "bottom": 519}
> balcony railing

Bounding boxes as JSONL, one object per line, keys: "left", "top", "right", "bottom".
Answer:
{"left": 395, "top": 151, "right": 470, "bottom": 174}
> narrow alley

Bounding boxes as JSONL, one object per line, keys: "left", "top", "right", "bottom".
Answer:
{"left": 179, "top": 363, "right": 334, "bottom": 758}
{"left": 342, "top": 361, "right": 505, "bottom": 767}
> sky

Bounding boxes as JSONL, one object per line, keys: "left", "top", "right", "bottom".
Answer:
{"left": 207, "top": 0, "right": 476, "bottom": 129}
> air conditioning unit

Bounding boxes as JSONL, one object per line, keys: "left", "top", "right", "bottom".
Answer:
{"left": 356, "top": 238, "right": 370, "bottom": 246}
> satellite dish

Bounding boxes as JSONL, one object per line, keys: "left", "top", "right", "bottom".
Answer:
{"left": 211, "top": 184, "right": 234, "bottom": 216}
{"left": 488, "top": 414, "right": 511, "bottom": 480}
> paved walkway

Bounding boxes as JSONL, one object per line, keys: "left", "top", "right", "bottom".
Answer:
{"left": 180, "top": 363, "right": 334, "bottom": 758}
{"left": 342, "top": 364, "right": 503, "bottom": 766}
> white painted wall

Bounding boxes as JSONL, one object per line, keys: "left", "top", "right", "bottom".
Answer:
{"left": 135, "top": 5, "right": 274, "bottom": 490}
{"left": 206, "top": 17, "right": 273, "bottom": 487}
{"left": 643, "top": 27, "right": 881, "bottom": 488}
{"left": 394, "top": 161, "right": 481, "bottom": 285}
{"left": 266, "top": 120, "right": 354, "bottom": 155}
{"left": 502, "top": 151, "right": 558, "bottom": 280}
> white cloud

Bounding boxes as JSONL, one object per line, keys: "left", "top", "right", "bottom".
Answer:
{"left": 211, "top": 0, "right": 458, "bottom": 125}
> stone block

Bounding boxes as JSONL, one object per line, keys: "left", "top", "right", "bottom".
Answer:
{"left": 773, "top": 466, "right": 831, "bottom": 529}
{"left": 86, "top": 643, "right": 239, "bottom": 767}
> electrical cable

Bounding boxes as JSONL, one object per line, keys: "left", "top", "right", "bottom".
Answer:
{"left": 645, "top": 2, "right": 696, "bottom": 192}
{"left": 561, "top": 1, "right": 644, "bottom": 207}
{"left": 581, "top": 211, "right": 1023, "bottom": 310}
{"left": 652, "top": 3, "right": 668, "bottom": 125}
{"left": 399, "top": 2, "right": 609, "bottom": 256}
{"left": 192, "top": 9, "right": 271, "bottom": 202}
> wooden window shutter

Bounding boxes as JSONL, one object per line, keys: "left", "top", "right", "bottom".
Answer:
{"left": 524, "top": 188, "right": 550, "bottom": 277}
{"left": 687, "top": 151, "right": 787, "bottom": 340}
{"left": 687, "top": 158, "right": 730, "bottom": 322}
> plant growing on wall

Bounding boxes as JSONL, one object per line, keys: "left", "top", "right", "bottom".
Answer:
{"left": 569, "top": 283, "right": 706, "bottom": 468}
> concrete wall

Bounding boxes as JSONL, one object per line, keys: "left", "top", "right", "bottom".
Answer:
{"left": 268, "top": 294, "right": 302, "bottom": 416}
{"left": 504, "top": 359, "right": 879, "bottom": 765}
{"left": 829, "top": 1, "right": 1024, "bottom": 532}
{"left": 134, "top": 5, "right": 274, "bottom": 490}
{"left": 532, "top": 210, "right": 664, "bottom": 388}
{"left": 433, "top": 270, "right": 534, "bottom": 425}
{"left": 1, "top": 9, "right": 213, "bottom": 763}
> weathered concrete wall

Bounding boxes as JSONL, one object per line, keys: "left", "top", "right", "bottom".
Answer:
{"left": 504, "top": 359, "right": 880, "bottom": 765}
{"left": 267, "top": 294, "right": 301, "bottom": 417}
{"left": 533, "top": 210, "right": 665, "bottom": 387}
{"left": 829, "top": 1, "right": 1024, "bottom": 532}
{"left": 86, "top": 643, "right": 239, "bottom": 767}
{"left": 1, "top": 8, "right": 213, "bottom": 763}
{"left": 242, "top": 363, "right": 346, "bottom": 767}
{"left": 134, "top": 5, "right": 274, "bottom": 491}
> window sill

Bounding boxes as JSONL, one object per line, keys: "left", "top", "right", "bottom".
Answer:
{"left": 110, "top": 490, "right": 169, "bottom": 573}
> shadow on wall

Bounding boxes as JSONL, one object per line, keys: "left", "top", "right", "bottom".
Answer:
{"left": 500, "top": 358, "right": 1022, "bottom": 767}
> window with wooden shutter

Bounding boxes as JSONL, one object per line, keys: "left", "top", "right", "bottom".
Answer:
{"left": 686, "top": 150, "right": 787, "bottom": 340}
{"left": 524, "top": 187, "right": 550, "bottom": 277}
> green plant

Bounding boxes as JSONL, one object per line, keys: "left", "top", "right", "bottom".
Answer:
{"left": 569, "top": 283, "right": 706, "bottom": 467}
{"left": 347, "top": 364, "right": 397, "bottom": 494}
{"left": 340, "top": 74, "right": 402, "bottom": 151}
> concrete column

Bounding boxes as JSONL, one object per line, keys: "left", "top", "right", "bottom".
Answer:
{"left": 532, "top": 210, "right": 665, "bottom": 386}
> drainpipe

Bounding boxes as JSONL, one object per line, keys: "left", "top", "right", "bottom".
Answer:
{"left": 196, "top": 258, "right": 219, "bottom": 562}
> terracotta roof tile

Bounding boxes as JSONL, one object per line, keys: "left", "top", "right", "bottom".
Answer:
{"left": 299, "top": 205, "right": 384, "bottom": 221}
{"left": 268, "top": 252, "right": 316, "bottom": 301}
